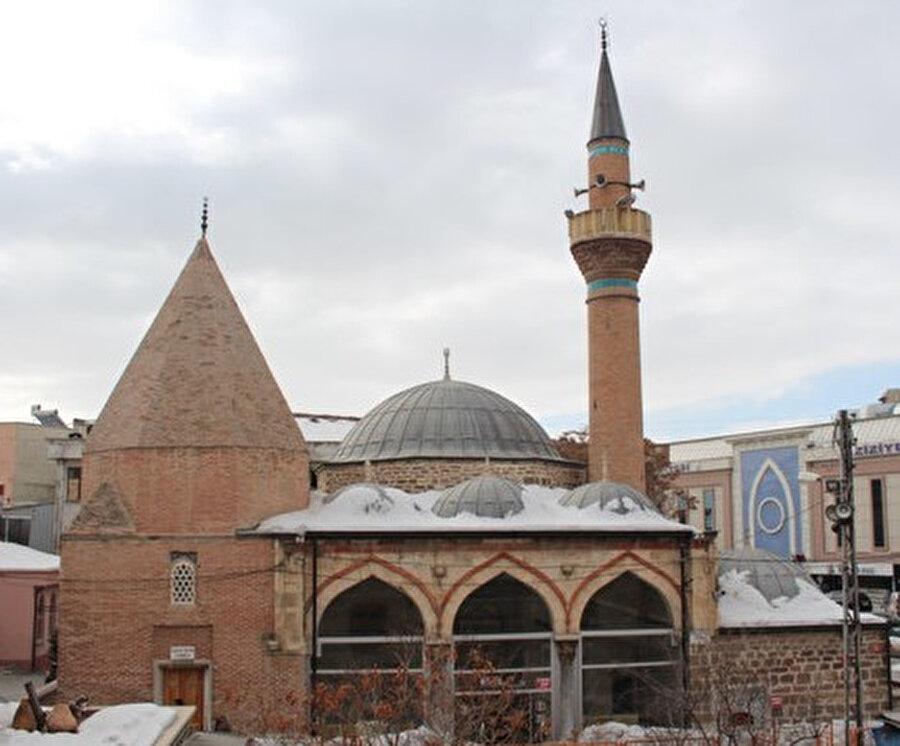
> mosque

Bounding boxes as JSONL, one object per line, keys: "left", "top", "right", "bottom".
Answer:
{"left": 57, "top": 27, "right": 888, "bottom": 739}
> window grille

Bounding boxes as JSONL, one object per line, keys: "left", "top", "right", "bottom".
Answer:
{"left": 170, "top": 557, "right": 196, "bottom": 605}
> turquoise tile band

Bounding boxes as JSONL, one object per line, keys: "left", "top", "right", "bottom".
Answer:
{"left": 589, "top": 144, "right": 628, "bottom": 157}
{"left": 588, "top": 278, "right": 637, "bottom": 292}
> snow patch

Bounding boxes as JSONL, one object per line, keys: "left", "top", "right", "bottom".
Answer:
{"left": 0, "top": 703, "right": 176, "bottom": 745}
{"left": 0, "top": 542, "right": 59, "bottom": 572}
{"left": 718, "top": 569, "right": 881, "bottom": 628}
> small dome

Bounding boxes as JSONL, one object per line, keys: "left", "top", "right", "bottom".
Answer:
{"left": 432, "top": 475, "right": 524, "bottom": 519}
{"left": 559, "top": 481, "right": 660, "bottom": 514}
{"left": 324, "top": 483, "right": 395, "bottom": 514}
{"left": 332, "top": 378, "right": 563, "bottom": 463}
{"left": 718, "top": 547, "right": 813, "bottom": 602}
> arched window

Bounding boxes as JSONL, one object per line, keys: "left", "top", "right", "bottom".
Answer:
{"left": 453, "top": 574, "right": 552, "bottom": 743}
{"left": 580, "top": 572, "right": 678, "bottom": 726}
{"left": 317, "top": 578, "right": 425, "bottom": 727}
{"left": 170, "top": 555, "right": 197, "bottom": 605}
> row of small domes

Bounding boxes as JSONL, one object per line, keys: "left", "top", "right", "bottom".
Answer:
{"left": 326, "top": 476, "right": 660, "bottom": 519}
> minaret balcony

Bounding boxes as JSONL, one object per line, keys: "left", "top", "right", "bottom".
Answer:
{"left": 567, "top": 207, "right": 652, "bottom": 246}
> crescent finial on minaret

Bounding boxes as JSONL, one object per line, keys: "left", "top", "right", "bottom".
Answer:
{"left": 600, "top": 18, "right": 608, "bottom": 52}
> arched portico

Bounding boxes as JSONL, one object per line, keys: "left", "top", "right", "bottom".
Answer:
{"left": 579, "top": 572, "right": 680, "bottom": 728}
{"left": 451, "top": 573, "right": 553, "bottom": 743}
{"left": 315, "top": 577, "right": 426, "bottom": 728}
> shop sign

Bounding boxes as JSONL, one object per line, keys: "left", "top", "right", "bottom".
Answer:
{"left": 854, "top": 441, "right": 900, "bottom": 458}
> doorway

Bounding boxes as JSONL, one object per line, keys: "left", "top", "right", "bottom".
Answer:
{"left": 161, "top": 665, "right": 206, "bottom": 730}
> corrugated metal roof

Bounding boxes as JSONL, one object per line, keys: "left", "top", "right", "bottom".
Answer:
{"left": 669, "top": 437, "right": 732, "bottom": 463}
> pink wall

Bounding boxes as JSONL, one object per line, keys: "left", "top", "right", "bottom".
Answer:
{"left": 0, "top": 569, "right": 58, "bottom": 670}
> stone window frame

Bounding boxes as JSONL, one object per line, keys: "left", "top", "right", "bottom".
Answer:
{"left": 170, "top": 552, "right": 198, "bottom": 606}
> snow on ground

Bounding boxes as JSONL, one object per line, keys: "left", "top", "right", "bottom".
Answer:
{"left": 579, "top": 720, "right": 665, "bottom": 742}
{"left": 579, "top": 719, "right": 872, "bottom": 746}
{"left": 257, "top": 485, "right": 691, "bottom": 535}
{"left": 0, "top": 543, "right": 59, "bottom": 572}
{"left": 0, "top": 703, "right": 176, "bottom": 745}
{"left": 253, "top": 725, "right": 440, "bottom": 746}
{"left": 718, "top": 569, "right": 882, "bottom": 628}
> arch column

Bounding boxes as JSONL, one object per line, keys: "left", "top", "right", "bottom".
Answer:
{"left": 553, "top": 636, "right": 580, "bottom": 740}
{"left": 424, "top": 641, "right": 454, "bottom": 739}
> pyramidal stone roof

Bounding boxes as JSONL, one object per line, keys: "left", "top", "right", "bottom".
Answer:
{"left": 87, "top": 237, "right": 306, "bottom": 453}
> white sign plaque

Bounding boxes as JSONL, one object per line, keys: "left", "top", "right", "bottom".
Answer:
{"left": 170, "top": 645, "right": 195, "bottom": 661}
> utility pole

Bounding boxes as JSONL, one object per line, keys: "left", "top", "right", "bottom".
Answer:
{"left": 825, "top": 410, "right": 863, "bottom": 744}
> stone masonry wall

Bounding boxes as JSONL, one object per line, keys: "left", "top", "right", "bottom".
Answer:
{"left": 689, "top": 627, "right": 889, "bottom": 723}
{"left": 317, "top": 457, "right": 586, "bottom": 493}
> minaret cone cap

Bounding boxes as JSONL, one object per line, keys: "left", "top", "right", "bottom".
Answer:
{"left": 86, "top": 236, "right": 306, "bottom": 454}
{"left": 589, "top": 47, "right": 628, "bottom": 144}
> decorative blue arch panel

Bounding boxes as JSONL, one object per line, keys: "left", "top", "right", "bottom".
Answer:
{"left": 740, "top": 446, "right": 802, "bottom": 558}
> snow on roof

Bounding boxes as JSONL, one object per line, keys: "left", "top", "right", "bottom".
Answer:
{"left": 0, "top": 703, "right": 177, "bottom": 746}
{"left": 256, "top": 484, "right": 693, "bottom": 536}
{"left": 295, "top": 413, "right": 359, "bottom": 443}
{"left": 0, "top": 542, "right": 60, "bottom": 572}
{"left": 717, "top": 568, "right": 881, "bottom": 628}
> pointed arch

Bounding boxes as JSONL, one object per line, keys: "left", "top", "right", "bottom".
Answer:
{"left": 319, "top": 577, "right": 424, "bottom": 637}
{"left": 315, "top": 556, "right": 438, "bottom": 638}
{"left": 748, "top": 457, "right": 795, "bottom": 555}
{"left": 569, "top": 551, "right": 680, "bottom": 634}
{"left": 579, "top": 571, "right": 673, "bottom": 630}
{"left": 439, "top": 552, "right": 566, "bottom": 636}
{"left": 453, "top": 572, "right": 551, "bottom": 635}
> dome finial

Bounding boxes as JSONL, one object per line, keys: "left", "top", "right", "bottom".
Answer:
{"left": 443, "top": 347, "right": 451, "bottom": 381}
{"left": 600, "top": 17, "right": 608, "bottom": 52}
{"left": 200, "top": 197, "right": 209, "bottom": 238}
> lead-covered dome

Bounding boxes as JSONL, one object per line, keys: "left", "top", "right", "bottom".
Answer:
{"left": 559, "top": 481, "right": 660, "bottom": 514}
{"left": 332, "top": 378, "right": 563, "bottom": 463}
{"left": 718, "top": 547, "right": 814, "bottom": 602}
{"left": 432, "top": 475, "right": 525, "bottom": 518}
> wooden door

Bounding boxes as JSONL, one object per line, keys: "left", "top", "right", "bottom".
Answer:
{"left": 163, "top": 666, "right": 205, "bottom": 730}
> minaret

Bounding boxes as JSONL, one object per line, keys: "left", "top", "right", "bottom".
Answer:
{"left": 569, "top": 23, "right": 651, "bottom": 491}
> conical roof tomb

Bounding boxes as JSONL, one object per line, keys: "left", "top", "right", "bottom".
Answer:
{"left": 589, "top": 23, "right": 627, "bottom": 143}
{"left": 82, "top": 235, "right": 309, "bottom": 533}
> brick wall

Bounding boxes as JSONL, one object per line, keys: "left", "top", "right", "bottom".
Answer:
{"left": 689, "top": 626, "right": 889, "bottom": 722}
{"left": 318, "top": 457, "right": 585, "bottom": 493}
{"left": 79, "top": 446, "right": 309, "bottom": 534}
{"left": 59, "top": 534, "right": 306, "bottom": 732}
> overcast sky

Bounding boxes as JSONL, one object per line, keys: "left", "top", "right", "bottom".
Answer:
{"left": 2, "top": 1, "right": 899, "bottom": 441}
